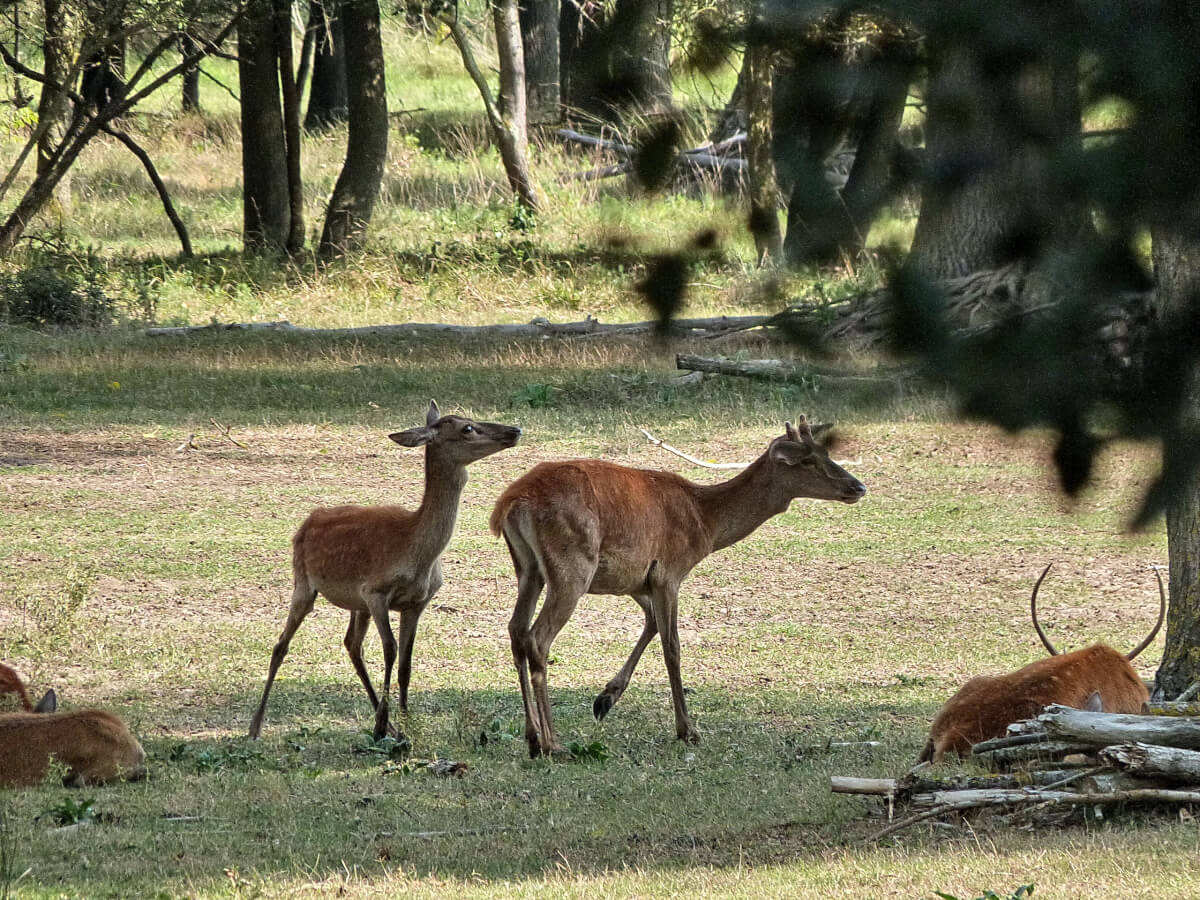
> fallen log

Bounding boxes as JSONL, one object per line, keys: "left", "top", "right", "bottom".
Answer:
{"left": 146, "top": 315, "right": 770, "bottom": 340}
{"left": 830, "top": 776, "right": 896, "bottom": 796}
{"left": 970, "top": 740, "right": 1096, "bottom": 767}
{"left": 1038, "top": 705, "right": 1200, "bottom": 750}
{"left": 913, "top": 786, "right": 1200, "bottom": 810}
{"left": 674, "top": 353, "right": 907, "bottom": 388}
{"left": 1100, "top": 741, "right": 1200, "bottom": 782}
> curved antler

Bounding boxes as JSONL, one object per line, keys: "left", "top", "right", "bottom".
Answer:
{"left": 1030, "top": 562, "right": 1058, "bottom": 656}
{"left": 1126, "top": 566, "right": 1167, "bottom": 661}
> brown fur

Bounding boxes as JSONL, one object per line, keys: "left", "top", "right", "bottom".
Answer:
{"left": 0, "top": 710, "right": 146, "bottom": 788}
{"left": 0, "top": 663, "right": 35, "bottom": 711}
{"left": 492, "top": 418, "right": 867, "bottom": 756}
{"left": 249, "top": 402, "right": 521, "bottom": 740}
{"left": 919, "top": 565, "right": 1165, "bottom": 763}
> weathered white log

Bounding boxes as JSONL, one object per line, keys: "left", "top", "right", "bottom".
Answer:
{"left": 914, "top": 785, "right": 1200, "bottom": 810}
{"left": 830, "top": 776, "right": 896, "bottom": 796}
{"left": 1100, "top": 741, "right": 1200, "bottom": 781}
{"left": 970, "top": 731, "right": 1050, "bottom": 755}
{"left": 1038, "top": 705, "right": 1200, "bottom": 749}
{"left": 972, "top": 740, "right": 1095, "bottom": 766}
{"left": 146, "top": 315, "right": 770, "bottom": 340}
{"left": 1078, "top": 771, "right": 1174, "bottom": 793}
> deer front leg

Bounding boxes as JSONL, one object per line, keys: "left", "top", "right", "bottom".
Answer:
{"left": 593, "top": 597, "right": 657, "bottom": 722}
{"left": 366, "top": 596, "right": 398, "bottom": 741}
{"left": 393, "top": 601, "right": 428, "bottom": 712}
{"left": 650, "top": 585, "right": 698, "bottom": 744}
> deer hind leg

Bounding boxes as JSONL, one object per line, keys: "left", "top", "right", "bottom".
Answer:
{"left": 366, "top": 594, "right": 398, "bottom": 741}
{"left": 507, "top": 547, "right": 547, "bottom": 756}
{"left": 343, "top": 610, "right": 379, "bottom": 711}
{"left": 593, "top": 596, "right": 657, "bottom": 722}
{"left": 249, "top": 580, "right": 318, "bottom": 739}
{"left": 525, "top": 562, "right": 591, "bottom": 757}
{"left": 650, "top": 583, "right": 698, "bottom": 744}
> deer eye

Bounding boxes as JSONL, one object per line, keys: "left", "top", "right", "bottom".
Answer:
{"left": 461, "top": 424, "right": 475, "bottom": 435}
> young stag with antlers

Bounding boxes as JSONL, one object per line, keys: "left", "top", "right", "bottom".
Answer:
{"left": 0, "top": 665, "right": 145, "bottom": 787}
{"left": 491, "top": 417, "right": 867, "bottom": 757}
{"left": 249, "top": 402, "right": 521, "bottom": 740}
{"left": 919, "top": 563, "right": 1166, "bottom": 764}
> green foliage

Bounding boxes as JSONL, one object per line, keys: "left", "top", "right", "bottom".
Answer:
{"left": 510, "top": 382, "right": 556, "bottom": 408}
{"left": 0, "top": 267, "right": 114, "bottom": 329}
{"left": 354, "top": 732, "right": 414, "bottom": 760}
{"left": 934, "top": 885, "right": 1034, "bottom": 900}
{"left": 46, "top": 796, "right": 97, "bottom": 827}
{"left": 567, "top": 740, "right": 611, "bottom": 764}
{"left": 164, "top": 741, "right": 271, "bottom": 774}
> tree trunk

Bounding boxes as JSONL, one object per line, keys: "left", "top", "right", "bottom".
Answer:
{"left": 239, "top": 0, "right": 293, "bottom": 253}
{"left": 838, "top": 35, "right": 914, "bottom": 257}
{"left": 906, "top": 40, "right": 1085, "bottom": 281}
{"left": 273, "top": 0, "right": 305, "bottom": 254}
{"left": 37, "top": 0, "right": 74, "bottom": 218}
{"left": 181, "top": 34, "right": 201, "bottom": 112}
{"left": 318, "top": 0, "right": 388, "bottom": 257}
{"left": 561, "top": 0, "right": 672, "bottom": 123}
{"left": 304, "top": 0, "right": 348, "bottom": 131}
{"left": 745, "top": 31, "right": 780, "bottom": 265}
{"left": 443, "top": 2, "right": 539, "bottom": 212}
{"left": 1151, "top": 226, "right": 1200, "bottom": 699}
{"left": 518, "top": 0, "right": 559, "bottom": 124}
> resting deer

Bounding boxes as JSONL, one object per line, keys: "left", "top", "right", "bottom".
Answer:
{"left": 918, "top": 563, "right": 1166, "bottom": 764}
{"left": 0, "top": 663, "right": 56, "bottom": 713}
{"left": 490, "top": 417, "right": 867, "bottom": 757}
{"left": 249, "top": 401, "right": 521, "bottom": 740}
{"left": 0, "top": 666, "right": 145, "bottom": 787}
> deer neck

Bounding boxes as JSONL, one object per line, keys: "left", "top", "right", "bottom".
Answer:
{"left": 411, "top": 450, "right": 470, "bottom": 563}
{"left": 695, "top": 452, "right": 790, "bottom": 552}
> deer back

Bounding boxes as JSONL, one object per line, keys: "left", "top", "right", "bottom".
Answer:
{"left": 491, "top": 460, "right": 714, "bottom": 588}
{"left": 0, "top": 709, "right": 146, "bottom": 788}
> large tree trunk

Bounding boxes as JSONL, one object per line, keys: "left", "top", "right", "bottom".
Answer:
{"left": 318, "top": 0, "right": 387, "bottom": 257}
{"left": 239, "top": 0, "right": 293, "bottom": 253}
{"left": 906, "top": 40, "right": 1085, "bottom": 281}
{"left": 37, "top": 0, "right": 74, "bottom": 218}
{"left": 837, "top": 34, "right": 914, "bottom": 257}
{"left": 181, "top": 34, "right": 201, "bottom": 112}
{"left": 745, "top": 30, "right": 780, "bottom": 265}
{"left": 1151, "top": 227, "right": 1200, "bottom": 700}
{"left": 561, "top": 0, "right": 672, "bottom": 123}
{"left": 304, "top": 0, "right": 348, "bottom": 131}
{"left": 518, "top": 0, "right": 559, "bottom": 124}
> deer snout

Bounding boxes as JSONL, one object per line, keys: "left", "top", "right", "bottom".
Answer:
{"left": 841, "top": 478, "right": 867, "bottom": 503}
{"left": 501, "top": 426, "right": 522, "bottom": 446}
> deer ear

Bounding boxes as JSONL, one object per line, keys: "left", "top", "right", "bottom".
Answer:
{"left": 1084, "top": 691, "right": 1104, "bottom": 712}
{"left": 389, "top": 426, "right": 435, "bottom": 447}
{"left": 810, "top": 422, "right": 833, "bottom": 440}
{"left": 34, "top": 689, "right": 56, "bottom": 713}
{"left": 426, "top": 400, "right": 441, "bottom": 427}
{"left": 770, "top": 440, "right": 814, "bottom": 467}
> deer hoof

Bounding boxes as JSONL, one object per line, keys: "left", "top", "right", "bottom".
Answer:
{"left": 372, "top": 702, "right": 391, "bottom": 741}
{"left": 679, "top": 728, "right": 701, "bottom": 745}
{"left": 592, "top": 692, "right": 616, "bottom": 721}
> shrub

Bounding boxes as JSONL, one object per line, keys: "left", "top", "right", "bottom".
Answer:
{"left": 0, "top": 267, "right": 113, "bottom": 328}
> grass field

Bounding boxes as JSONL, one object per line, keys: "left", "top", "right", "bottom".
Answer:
{"left": 0, "top": 13, "right": 1184, "bottom": 900}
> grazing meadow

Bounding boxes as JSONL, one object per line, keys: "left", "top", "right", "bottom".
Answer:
{"left": 0, "top": 14, "right": 1186, "bottom": 900}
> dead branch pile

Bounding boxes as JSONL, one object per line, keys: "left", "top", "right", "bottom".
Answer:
{"left": 834, "top": 704, "right": 1200, "bottom": 839}
{"left": 556, "top": 128, "right": 748, "bottom": 191}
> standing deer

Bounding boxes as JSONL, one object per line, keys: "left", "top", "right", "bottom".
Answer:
{"left": 0, "top": 665, "right": 145, "bottom": 787}
{"left": 918, "top": 563, "right": 1166, "bottom": 764}
{"left": 249, "top": 401, "right": 521, "bottom": 740}
{"left": 0, "top": 663, "right": 56, "bottom": 713}
{"left": 490, "top": 417, "right": 867, "bottom": 757}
